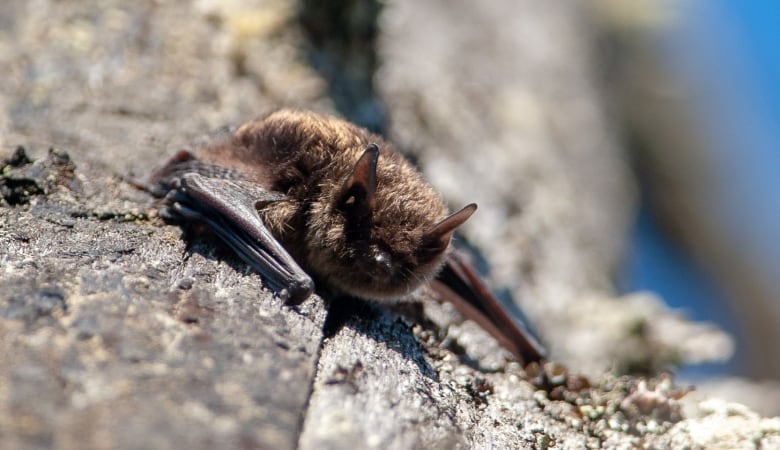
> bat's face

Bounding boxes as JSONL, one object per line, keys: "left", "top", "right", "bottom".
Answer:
{"left": 303, "top": 144, "right": 476, "bottom": 301}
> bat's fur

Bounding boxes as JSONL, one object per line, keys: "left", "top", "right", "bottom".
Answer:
{"left": 181, "top": 109, "right": 461, "bottom": 301}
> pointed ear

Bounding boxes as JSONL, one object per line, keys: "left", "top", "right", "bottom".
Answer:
{"left": 419, "top": 203, "right": 477, "bottom": 261}
{"left": 337, "top": 144, "right": 380, "bottom": 218}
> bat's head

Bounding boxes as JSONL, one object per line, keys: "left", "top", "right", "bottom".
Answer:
{"left": 307, "top": 143, "right": 476, "bottom": 301}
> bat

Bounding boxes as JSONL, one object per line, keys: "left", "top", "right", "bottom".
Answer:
{"left": 149, "top": 109, "right": 545, "bottom": 364}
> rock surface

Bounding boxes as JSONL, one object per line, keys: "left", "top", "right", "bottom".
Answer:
{"left": 0, "top": 0, "right": 777, "bottom": 449}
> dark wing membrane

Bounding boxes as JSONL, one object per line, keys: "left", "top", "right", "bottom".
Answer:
{"left": 148, "top": 150, "right": 244, "bottom": 197}
{"left": 432, "top": 251, "right": 546, "bottom": 364}
{"left": 158, "top": 171, "right": 313, "bottom": 305}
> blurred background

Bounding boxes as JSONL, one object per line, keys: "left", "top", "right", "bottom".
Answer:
{"left": 591, "top": 0, "right": 780, "bottom": 380}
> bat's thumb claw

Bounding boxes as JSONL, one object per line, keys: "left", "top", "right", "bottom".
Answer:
{"left": 281, "top": 276, "right": 314, "bottom": 306}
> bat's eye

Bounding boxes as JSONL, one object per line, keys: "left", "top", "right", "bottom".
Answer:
{"left": 373, "top": 249, "right": 393, "bottom": 275}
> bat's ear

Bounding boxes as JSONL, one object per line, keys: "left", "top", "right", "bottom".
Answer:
{"left": 336, "top": 144, "right": 379, "bottom": 219}
{"left": 419, "top": 203, "right": 477, "bottom": 261}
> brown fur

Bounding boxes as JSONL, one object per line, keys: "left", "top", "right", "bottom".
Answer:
{"left": 191, "top": 109, "right": 453, "bottom": 301}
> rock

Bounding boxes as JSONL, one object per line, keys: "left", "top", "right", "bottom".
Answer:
{"left": 0, "top": 148, "right": 327, "bottom": 450}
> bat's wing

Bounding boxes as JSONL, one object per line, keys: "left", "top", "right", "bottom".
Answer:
{"left": 431, "top": 250, "right": 546, "bottom": 364}
{"left": 151, "top": 153, "right": 313, "bottom": 305}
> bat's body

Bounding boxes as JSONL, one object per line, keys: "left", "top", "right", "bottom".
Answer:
{"left": 151, "top": 109, "right": 544, "bottom": 363}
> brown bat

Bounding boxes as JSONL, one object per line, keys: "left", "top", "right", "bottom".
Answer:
{"left": 149, "top": 109, "right": 545, "bottom": 364}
